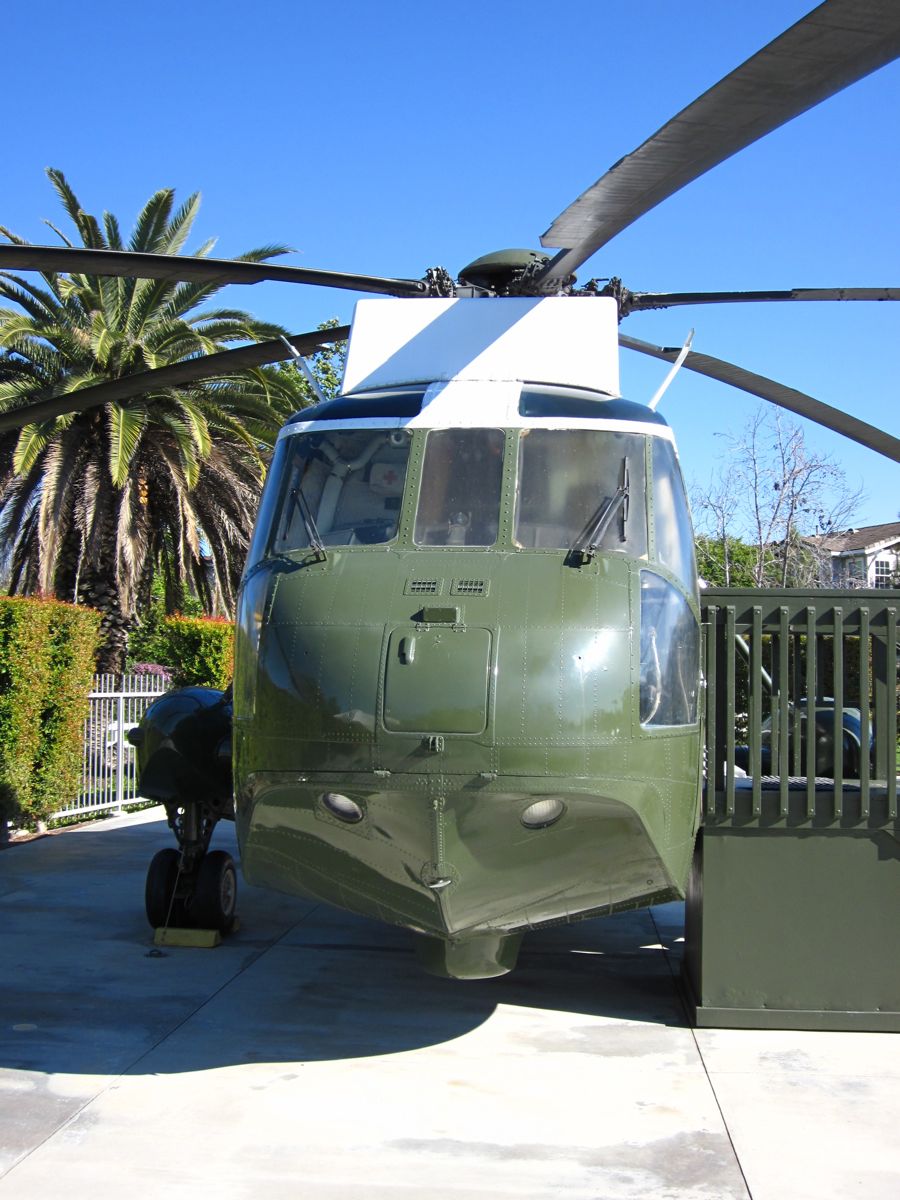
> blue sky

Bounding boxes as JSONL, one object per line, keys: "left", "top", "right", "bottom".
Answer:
{"left": 5, "top": 1, "right": 899, "bottom": 528}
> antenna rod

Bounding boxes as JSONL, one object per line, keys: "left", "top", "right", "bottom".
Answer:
{"left": 648, "top": 329, "right": 694, "bottom": 411}
{"left": 279, "top": 335, "right": 327, "bottom": 405}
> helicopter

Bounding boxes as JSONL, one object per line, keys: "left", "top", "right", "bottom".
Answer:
{"left": 1, "top": 0, "right": 899, "bottom": 978}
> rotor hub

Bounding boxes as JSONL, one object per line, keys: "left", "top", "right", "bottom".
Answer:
{"left": 457, "top": 249, "right": 552, "bottom": 294}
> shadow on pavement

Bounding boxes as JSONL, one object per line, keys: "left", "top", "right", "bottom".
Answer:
{"left": 0, "top": 813, "right": 687, "bottom": 1077}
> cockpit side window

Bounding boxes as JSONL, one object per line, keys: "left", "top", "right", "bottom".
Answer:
{"left": 651, "top": 439, "right": 696, "bottom": 589}
{"left": 514, "top": 429, "right": 648, "bottom": 555}
{"left": 414, "top": 429, "right": 505, "bottom": 546}
{"left": 267, "top": 429, "right": 411, "bottom": 554}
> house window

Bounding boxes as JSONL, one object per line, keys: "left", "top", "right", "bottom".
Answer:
{"left": 874, "top": 559, "right": 892, "bottom": 588}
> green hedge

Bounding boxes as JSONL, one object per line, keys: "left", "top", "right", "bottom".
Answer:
{"left": 158, "top": 616, "right": 234, "bottom": 690}
{"left": 0, "top": 597, "right": 101, "bottom": 827}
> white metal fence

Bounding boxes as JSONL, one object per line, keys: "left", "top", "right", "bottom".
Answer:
{"left": 54, "top": 673, "right": 169, "bottom": 820}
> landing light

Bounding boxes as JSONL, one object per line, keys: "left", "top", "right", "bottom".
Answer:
{"left": 520, "top": 797, "right": 566, "bottom": 829}
{"left": 321, "top": 792, "right": 365, "bottom": 823}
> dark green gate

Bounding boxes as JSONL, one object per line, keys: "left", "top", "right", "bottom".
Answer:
{"left": 686, "top": 589, "right": 900, "bottom": 1031}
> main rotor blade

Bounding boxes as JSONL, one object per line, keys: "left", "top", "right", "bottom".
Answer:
{"left": 0, "top": 325, "right": 350, "bottom": 432}
{"left": 629, "top": 287, "right": 900, "bottom": 312}
{"left": 619, "top": 332, "right": 900, "bottom": 463}
{"left": 0, "top": 245, "right": 427, "bottom": 298}
{"left": 538, "top": 0, "right": 900, "bottom": 285}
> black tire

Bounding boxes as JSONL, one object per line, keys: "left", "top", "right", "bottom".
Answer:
{"left": 842, "top": 730, "right": 862, "bottom": 778}
{"left": 191, "top": 850, "right": 238, "bottom": 933}
{"left": 145, "top": 848, "right": 182, "bottom": 929}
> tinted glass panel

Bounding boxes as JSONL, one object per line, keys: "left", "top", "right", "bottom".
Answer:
{"left": 515, "top": 429, "right": 647, "bottom": 554}
{"left": 640, "top": 572, "right": 699, "bottom": 726}
{"left": 268, "top": 429, "right": 411, "bottom": 552}
{"left": 414, "top": 429, "right": 505, "bottom": 546}
{"left": 245, "top": 437, "right": 290, "bottom": 571}
{"left": 652, "top": 439, "right": 696, "bottom": 588}
{"left": 287, "top": 389, "right": 425, "bottom": 425}
{"left": 519, "top": 384, "right": 667, "bottom": 426}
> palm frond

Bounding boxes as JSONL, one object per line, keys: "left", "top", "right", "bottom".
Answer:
{"left": 42, "top": 220, "right": 75, "bottom": 248}
{"left": 115, "top": 475, "right": 150, "bottom": 608}
{"left": 13, "top": 418, "right": 60, "bottom": 474}
{"left": 129, "top": 189, "right": 175, "bottom": 253}
{"left": 156, "top": 411, "right": 202, "bottom": 488}
{"left": 161, "top": 191, "right": 201, "bottom": 255}
{"left": 0, "top": 458, "right": 44, "bottom": 565}
{"left": 77, "top": 458, "right": 101, "bottom": 553}
{"left": 188, "top": 318, "right": 286, "bottom": 343}
{"left": 103, "top": 212, "right": 124, "bottom": 250}
{"left": 126, "top": 275, "right": 181, "bottom": 339}
{"left": 76, "top": 210, "right": 106, "bottom": 250}
{"left": 106, "top": 403, "right": 147, "bottom": 487}
{"left": 0, "top": 273, "right": 66, "bottom": 323}
{"left": 159, "top": 272, "right": 224, "bottom": 320}
{"left": 8, "top": 506, "right": 42, "bottom": 596}
{"left": 234, "top": 244, "right": 293, "bottom": 264}
{"left": 89, "top": 311, "right": 117, "bottom": 367}
{"left": 0, "top": 310, "right": 42, "bottom": 343}
{"left": 36, "top": 434, "right": 82, "bottom": 593}
{"left": 45, "top": 168, "right": 88, "bottom": 232}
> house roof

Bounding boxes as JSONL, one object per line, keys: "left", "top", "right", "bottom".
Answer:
{"left": 815, "top": 521, "right": 900, "bottom": 554}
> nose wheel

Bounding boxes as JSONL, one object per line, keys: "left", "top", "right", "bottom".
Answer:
{"left": 192, "top": 850, "right": 238, "bottom": 933}
{"left": 145, "top": 848, "right": 183, "bottom": 928}
{"left": 144, "top": 799, "right": 237, "bottom": 935}
{"left": 144, "top": 847, "right": 238, "bottom": 934}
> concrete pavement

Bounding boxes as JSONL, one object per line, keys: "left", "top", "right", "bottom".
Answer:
{"left": 1, "top": 810, "right": 898, "bottom": 1199}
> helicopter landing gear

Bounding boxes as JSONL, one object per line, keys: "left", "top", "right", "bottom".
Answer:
{"left": 145, "top": 847, "right": 183, "bottom": 928}
{"left": 144, "top": 799, "right": 237, "bottom": 935}
{"left": 192, "top": 850, "right": 238, "bottom": 934}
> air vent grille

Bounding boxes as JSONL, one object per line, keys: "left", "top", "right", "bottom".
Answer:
{"left": 452, "top": 579, "right": 488, "bottom": 596}
{"left": 406, "top": 579, "right": 441, "bottom": 595}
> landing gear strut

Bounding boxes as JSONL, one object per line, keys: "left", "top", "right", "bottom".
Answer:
{"left": 144, "top": 800, "right": 237, "bottom": 933}
{"left": 129, "top": 684, "right": 237, "bottom": 935}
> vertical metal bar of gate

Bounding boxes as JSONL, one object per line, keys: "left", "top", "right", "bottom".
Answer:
{"left": 884, "top": 605, "right": 898, "bottom": 818}
{"left": 701, "top": 589, "right": 899, "bottom": 821}
{"left": 859, "top": 608, "right": 871, "bottom": 816}
{"left": 53, "top": 673, "right": 168, "bottom": 821}
{"left": 777, "top": 606, "right": 790, "bottom": 815}
{"left": 115, "top": 689, "right": 125, "bottom": 812}
{"left": 833, "top": 606, "right": 844, "bottom": 801}
{"left": 805, "top": 607, "right": 817, "bottom": 817}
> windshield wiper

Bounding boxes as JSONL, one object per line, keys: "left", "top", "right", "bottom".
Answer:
{"left": 569, "top": 460, "right": 629, "bottom": 566}
{"left": 289, "top": 485, "right": 327, "bottom": 562}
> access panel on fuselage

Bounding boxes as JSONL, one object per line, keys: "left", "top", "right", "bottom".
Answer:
{"left": 383, "top": 626, "right": 492, "bottom": 734}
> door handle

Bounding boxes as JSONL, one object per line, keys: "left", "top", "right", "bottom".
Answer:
{"left": 399, "top": 635, "right": 416, "bottom": 664}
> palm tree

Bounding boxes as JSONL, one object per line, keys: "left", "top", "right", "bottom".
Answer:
{"left": 0, "top": 170, "right": 301, "bottom": 670}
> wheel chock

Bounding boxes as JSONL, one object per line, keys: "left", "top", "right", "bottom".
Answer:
{"left": 153, "top": 927, "right": 222, "bottom": 949}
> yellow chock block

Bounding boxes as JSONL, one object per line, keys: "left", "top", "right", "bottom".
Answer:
{"left": 154, "top": 927, "right": 222, "bottom": 949}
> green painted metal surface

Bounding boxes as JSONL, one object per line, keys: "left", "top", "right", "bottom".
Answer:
{"left": 234, "top": 547, "right": 699, "bottom": 940}
{"left": 689, "top": 589, "right": 900, "bottom": 1030}
{"left": 686, "top": 825, "right": 900, "bottom": 1031}
{"left": 232, "top": 425, "right": 702, "bottom": 973}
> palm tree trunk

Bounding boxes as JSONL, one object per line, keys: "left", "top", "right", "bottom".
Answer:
{"left": 54, "top": 513, "right": 132, "bottom": 673}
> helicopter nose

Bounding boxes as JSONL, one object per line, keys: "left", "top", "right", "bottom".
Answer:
{"left": 239, "top": 773, "right": 674, "bottom": 951}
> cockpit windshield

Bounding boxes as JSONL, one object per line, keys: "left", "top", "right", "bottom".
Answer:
{"left": 414, "top": 428, "right": 505, "bottom": 546}
{"left": 514, "top": 429, "right": 647, "bottom": 555}
{"left": 268, "top": 429, "right": 412, "bottom": 554}
{"left": 249, "top": 421, "right": 661, "bottom": 565}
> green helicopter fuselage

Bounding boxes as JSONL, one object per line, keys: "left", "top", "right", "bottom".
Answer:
{"left": 233, "top": 371, "right": 702, "bottom": 978}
